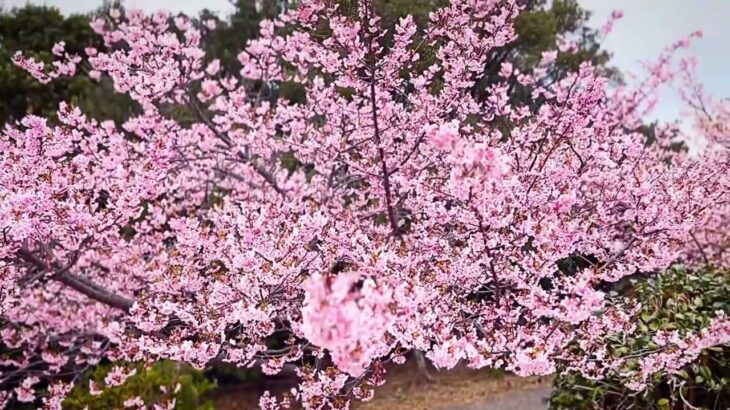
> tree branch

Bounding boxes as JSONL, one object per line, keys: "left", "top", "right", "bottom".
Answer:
{"left": 16, "top": 247, "right": 134, "bottom": 312}
{"left": 187, "top": 94, "right": 288, "bottom": 198}
{"left": 599, "top": 237, "right": 637, "bottom": 272}
{"left": 690, "top": 231, "right": 710, "bottom": 265}
{"left": 365, "top": 4, "right": 399, "bottom": 234}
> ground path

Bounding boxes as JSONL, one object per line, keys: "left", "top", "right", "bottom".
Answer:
{"left": 447, "top": 384, "right": 551, "bottom": 410}
{"left": 214, "top": 363, "right": 554, "bottom": 409}
{"left": 353, "top": 364, "right": 553, "bottom": 410}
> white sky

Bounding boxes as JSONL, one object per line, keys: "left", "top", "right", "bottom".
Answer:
{"left": 579, "top": 0, "right": 730, "bottom": 123}
{"left": 5, "top": 0, "right": 730, "bottom": 123}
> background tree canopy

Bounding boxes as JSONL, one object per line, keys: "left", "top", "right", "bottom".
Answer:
{"left": 0, "top": 5, "right": 139, "bottom": 124}
{"left": 0, "top": 0, "right": 615, "bottom": 127}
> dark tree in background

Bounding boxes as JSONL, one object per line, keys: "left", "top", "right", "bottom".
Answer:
{"left": 0, "top": 0, "right": 615, "bottom": 125}
{"left": 200, "top": 0, "right": 282, "bottom": 75}
{"left": 0, "top": 5, "right": 138, "bottom": 124}
{"left": 370, "top": 0, "right": 619, "bottom": 97}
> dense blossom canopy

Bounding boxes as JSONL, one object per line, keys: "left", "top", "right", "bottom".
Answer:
{"left": 1, "top": 0, "right": 728, "bottom": 408}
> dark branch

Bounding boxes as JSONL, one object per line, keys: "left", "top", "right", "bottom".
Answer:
{"left": 365, "top": 4, "right": 399, "bottom": 234}
{"left": 16, "top": 247, "right": 134, "bottom": 312}
{"left": 187, "top": 94, "right": 288, "bottom": 198}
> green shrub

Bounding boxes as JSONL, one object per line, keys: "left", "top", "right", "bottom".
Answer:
{"left": 63, "top": 360, "right": 216, "bottom": 410}
{"left": 550, "top": 266, "right": 730, "bottom": 409}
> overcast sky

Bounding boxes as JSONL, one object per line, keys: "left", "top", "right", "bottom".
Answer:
{"left": 579, "top": 0, "right": 730, "bottom": 124}
{"left": 5, "top": 0, "right": 730, "bottom": 123}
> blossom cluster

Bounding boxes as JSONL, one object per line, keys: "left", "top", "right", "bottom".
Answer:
{"left": 0, "top": 0, "right": 727, "bottom": 408}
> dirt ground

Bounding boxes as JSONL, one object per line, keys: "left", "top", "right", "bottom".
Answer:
{"left": 353, "top": 364, "right": 552, "bottom": 410}
{"left": 448, "top": 385, "right": 552, "bottom": 410}
{"left": 213, "top": 362, "right": 554, "bottom": 410}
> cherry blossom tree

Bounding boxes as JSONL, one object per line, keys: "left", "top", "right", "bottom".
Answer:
{"left": 1, "top": 0, "right": 728, "bottom": 408}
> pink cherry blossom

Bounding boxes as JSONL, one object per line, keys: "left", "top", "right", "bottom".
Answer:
{"left": 14, "top": 377, "right": 39, "bottom": 403}
{"left": 0, "top": 1, "right": 727, "bottom": 408}
{"left": 124, "top": 396, "right": 146, "bottom": 408}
